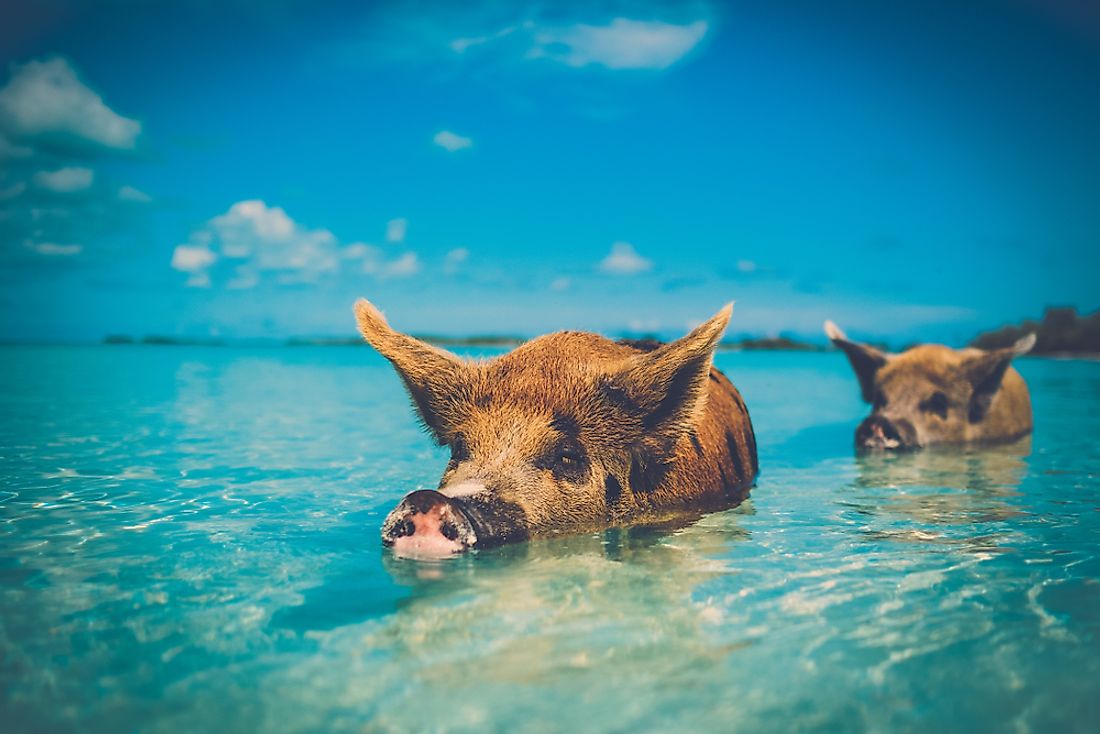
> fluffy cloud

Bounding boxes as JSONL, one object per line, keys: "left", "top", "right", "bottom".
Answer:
{"left": 172, "top": 200, "right": 341, "bottom": 288}
{"left": 451, "top": 23, "right": 528, "bottom": 53}
{"left": 30, "top": 242, "right": 82, "bottom": 256}
{"left": 33, "top": 166, "right": 94, "bottom": 193}
{"left": 174, "top": 202, "right": 427, "bottom": 287}
{"left": 380, "top": 251, "right": 420, "bottom": 277}
{"left": 0, "top": 57, "right": 141, "bottom": 151}
{"left": 530, "top": 18, "right": 708, "bottom": 69}
{"left": 0, "top": 59, "right": 150, "bottom": 267}
{"left": 386, "top": 217, "right": 407, "bottom": 243}
{"left": 348, "top": 245, "right": 421, "bottom": 278}
{"left": 117, "top": 185, "right": 151, "bottom": 203}
{"left": 433, "top": 129, "right": 473, "bottom": 152}
{"left": 599, "top": 241, "right": 653, "bottom": 275}
{"left": 443, "top": 246, "right": 469, "bottom": 274}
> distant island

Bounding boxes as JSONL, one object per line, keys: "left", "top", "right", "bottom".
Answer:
{"left": 721, "top": 336, "right": 823, "bottom": 352}
{"left": 105, "top": 333, "right": 824, "bottom": 350}
{"left": 971, "top": 306, "right": 1100, "bottom": 356}
{"left": 285, "top": 334, "right": 527, "bottom": 347}
{"left": 100, "top": 307, "right": 1099, "bottom": 356}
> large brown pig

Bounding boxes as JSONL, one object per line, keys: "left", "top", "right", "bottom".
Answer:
{"left": 355, "top": 298, "right": 758, "bottom": 556}
{"left": 825, "top": 320, "right": 1035, "bottom": 450}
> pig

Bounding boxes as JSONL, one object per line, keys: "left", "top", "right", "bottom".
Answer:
{"left": 354, "top": 298, "right": 758, "bottom": 556}
{"left": 824, "top": 320, "right": 1035, "bottom": 450}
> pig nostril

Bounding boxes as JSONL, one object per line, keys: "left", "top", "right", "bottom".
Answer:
{"left": 440, "top": 522, "right": 459, "bottom": 541}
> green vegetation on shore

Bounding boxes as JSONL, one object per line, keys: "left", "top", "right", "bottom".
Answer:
{"left": 971, "top": 307, "right": 1100, "bottom": 355}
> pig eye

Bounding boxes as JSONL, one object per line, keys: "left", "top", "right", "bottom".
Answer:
{"left": 556, "top": 447, "right": 582, "bottom": 467}
{"left": 873, "top": 391, "right": 888, "bottom": 410}
{"left": 536, "top": 441, "right": 588, "bottom": 482}
{"left": 920, "top": 391, "right": 950, "bottom": 419}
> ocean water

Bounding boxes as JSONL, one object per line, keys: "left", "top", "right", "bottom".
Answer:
{"left": 1, "top": 345, "right": 1098, "bottom": 733}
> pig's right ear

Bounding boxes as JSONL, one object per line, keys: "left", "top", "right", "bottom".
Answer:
{"left": 606, "top": 304, "right": 733, "bottom": 487}
{"left": 824, "top": 320, "right": 889, "bottom": 403}
{"left": 354, "top": 298, "right": 472, "bottom": 443}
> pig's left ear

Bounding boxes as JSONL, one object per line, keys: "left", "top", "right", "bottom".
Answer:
{"left": 963, "top": 333, "right": 1035, "bottom": 422}
{"left": 824, "top": 320, "right": 889, "bottom": 403}
{"left": 354, "top": 298, "right": 473, "bottom": 443}
{"left": 607, "top": 304, "right": 733, "bottom": 484}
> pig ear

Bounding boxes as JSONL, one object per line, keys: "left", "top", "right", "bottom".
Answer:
{"left": 608, "top": 304, "right": 733, "bottom": 483}
{"left": 963, "top": 333, "right": 1035, "bottom": 422}
{"left": 824, "top": 320, "right": 889, "bottom": 403}
{"left": 354, "top": 298, "right": 472, "bottom": 443}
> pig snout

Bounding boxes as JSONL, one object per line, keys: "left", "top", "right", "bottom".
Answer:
{"left": 381, "top": 489, "right": 478, "bottom": 558}
{"left": 856, "top": 415, "right": 917, "bottom": 450}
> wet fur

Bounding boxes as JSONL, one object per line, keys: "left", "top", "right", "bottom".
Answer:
{"left": 826, "top": 321, "right": 1034, "bottom": 448}
{"left": 357, "top": 299, "right": 758, "bottom": 540}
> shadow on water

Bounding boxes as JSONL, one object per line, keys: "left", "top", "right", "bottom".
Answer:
{"left": 839, "top": 437, "right": 1032, "bottom": 550}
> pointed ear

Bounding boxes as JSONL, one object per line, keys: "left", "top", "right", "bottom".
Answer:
{"left": 824, "top": 320, "right": 889, "bottom": 403}
{"left": 354, "top": 298, "right": 472, "bottom": 443}
{"left": 964, "top": 333, "right": 1034, "bottom": 422}
{"left": 603, "top": 304, "right": 732, "bottom": 485}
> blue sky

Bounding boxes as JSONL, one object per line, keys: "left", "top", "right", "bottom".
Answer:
{"left": 1, "top": 0, "right": 1098, "bottom": 344}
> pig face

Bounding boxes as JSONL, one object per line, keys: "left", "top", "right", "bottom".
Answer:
{"left": 825, "top": 321, "right": 1035, "bottom": 451}
{"left": 356, "top": 298, "right": 737, "bottom": 556}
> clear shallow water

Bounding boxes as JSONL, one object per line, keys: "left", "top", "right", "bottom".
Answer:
{"left": 1, "top": 345, "right": 1098, "bottom": 733}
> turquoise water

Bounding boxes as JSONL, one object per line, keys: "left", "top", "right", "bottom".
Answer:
{"left": 2, "top": 345, "right": 1098, "bottom": 733}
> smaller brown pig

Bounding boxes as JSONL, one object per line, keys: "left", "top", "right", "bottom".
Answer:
{"left": 356, "top": 298, "right": 759, "bottom": 557}
{"left": 825, "top": 320, "right": 1035, "bottom": 450}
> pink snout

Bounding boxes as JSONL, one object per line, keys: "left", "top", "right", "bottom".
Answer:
{"left": 381, "top": 489, "right": 478, "bottom": 558}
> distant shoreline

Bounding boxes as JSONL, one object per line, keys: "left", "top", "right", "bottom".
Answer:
{"left": 96, "top": 334, "right": 829, "bottom": 351}
{"left": 57, "top": 307, "right": 1100, "bottom": 359}
{"left": 0, "top": 338, "right": 1096, "bottom": 359}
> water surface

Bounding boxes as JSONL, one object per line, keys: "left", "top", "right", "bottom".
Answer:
{"left": 2, "top": 346, "right": 1098, "bottom": 732}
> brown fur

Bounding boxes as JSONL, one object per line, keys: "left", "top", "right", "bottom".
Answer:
{"left": 357, "top": 298, "right": 758, "bottom": 541}
{"left": 825, "top": 320, "right": 1034, "bottom": 449}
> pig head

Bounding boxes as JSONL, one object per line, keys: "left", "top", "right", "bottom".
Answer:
{"left": 355, "top": 298, "right": 759, "bottom": 556}
{"left": 825, "top": 320, "right": 1034, "bottom": 450}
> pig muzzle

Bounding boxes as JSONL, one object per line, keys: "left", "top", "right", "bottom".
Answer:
{"left": 856, "top": 414, "right": 918, "bottom": 451}
{"left": 381, "top": 489, "right": 479, "bottom": 558}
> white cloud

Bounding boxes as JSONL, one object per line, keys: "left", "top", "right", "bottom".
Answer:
{"left": 451, "top": 24, "right": 525, "bottom": 53}
{"left": 386, "top": 251, "right": 420, "bottom": 277}
{"left": 33, "top": 166, "right": 94, "bottom": 193}
{"left": 171, "top": 243, "right": 217, "bottom": 273}
{"left": 173, "top": 202, "right": 435, "bottom": 288}
{"left": 433, "top": 129, "right": 473, "bottom": 152}
{"left": 363, "top": 250, "right": 420, "bottom": 278}
{"left": 443, "top": 246, "right": 469, "bottom": 274}
{"left": 530, "top": 18, "right": 708, "bottom": 70}
{"left": 345, "top": 240, "right": 423, "bottom": 278}
{"left": 599, "top": 241, "right": 653, "bottom": 275}
{"left": 342, "top": 242, "right": 377, "bottom": 260}
{"left": 737, "top": 259, "right": 756, "bottom": 273}
{"left": 0, "top": 58, "right": 141, "bottom": 149}
{"left": 118, "top": 185, "right": 151, "bottom": 202}
{"left": 550, "top": 276, "right": 571, "bottom": 291}
{"left": 173, "top": 200, "right": 340, "bottom": 288}
{"left": 28, "top": 241, "right": 82, "bottom": 256}
{"left": 385, "top": 217, "right": 407, "bottom": 243}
